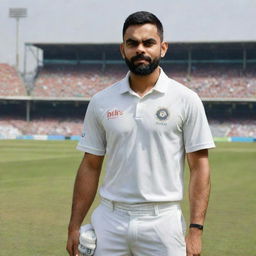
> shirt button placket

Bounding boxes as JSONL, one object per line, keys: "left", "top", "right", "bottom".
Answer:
{"left": 135, "top": 99, "right": 143, "bottom": 120}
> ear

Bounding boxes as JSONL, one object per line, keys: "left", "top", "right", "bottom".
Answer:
{"left": 160, "top": 42, "right": 168, "bottom": 58}
{"left": 120, "top": 43, "right": 125, "bottom": 59}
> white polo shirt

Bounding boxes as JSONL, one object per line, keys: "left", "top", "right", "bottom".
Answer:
{"left": 77, "top": 69, "right": 215, "bottom": 203}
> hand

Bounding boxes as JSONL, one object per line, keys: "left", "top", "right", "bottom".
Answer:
{"left": 66, "top": 228, "right": 80, "bottom": 256}
{"left": 185, "top": 228, "right": 202, "bottom": 256}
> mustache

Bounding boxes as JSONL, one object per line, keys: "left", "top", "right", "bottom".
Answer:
{"left": 131, "top": 54, "right": 152, "bottom": 63}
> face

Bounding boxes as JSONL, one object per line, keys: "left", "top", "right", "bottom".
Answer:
{"left": 120, "top": 23, "right": 168, "bottom": 76}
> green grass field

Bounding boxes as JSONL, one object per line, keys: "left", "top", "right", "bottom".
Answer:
{"left": 0, "top": 140, "right": 255, "bottom": 255}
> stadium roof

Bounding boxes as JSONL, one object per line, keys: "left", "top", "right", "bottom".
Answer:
{"left": 2, "top": 0, "right": 256, "bottom": 44}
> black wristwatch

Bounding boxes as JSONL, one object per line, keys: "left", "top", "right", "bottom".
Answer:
{"left": 189, "top": 224, "right": 204, "bottom": 230}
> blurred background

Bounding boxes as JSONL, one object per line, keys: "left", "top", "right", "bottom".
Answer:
{"left": 0, "top": 0, "right": 255, "bottom": 140}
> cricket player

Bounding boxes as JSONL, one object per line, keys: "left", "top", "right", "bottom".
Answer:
{"left": 67, "top": 11, "right": 215, "bottom": 256}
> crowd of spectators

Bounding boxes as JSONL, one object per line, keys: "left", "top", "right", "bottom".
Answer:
{"left": 0, "top": 118, "right": 255, "bottom": 138}
{"left": 0, "top": 118, "right": 82, "bottom": 137}
{"left": 32, "top": 65, "right": 126, "bottom": 98}
{"left": 0, "top": 64, "right": 27, "bottom": 96}
{"left": 224, "top": 120, "right": 256, "bottom": 138}
{"left": 166, "top": 65, "right": 256, "bottom": 98}
{"left": 0, "top": 63, "right": 255, "bottom": 98}
{"left": 209, "top": 119, "right": 256, "bottom": 137}
{"left": 32, "top": 64, "right": 256, "bottom": 98}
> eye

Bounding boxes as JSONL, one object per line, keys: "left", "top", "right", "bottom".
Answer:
{"left": 143, "top": 39, "right": 156, "bottom": 47}
{"left": 144, "top": 42, "right": 153, "bottom": 47}
{"left": 126, "top": 40, "right": 139, "bottom": 47}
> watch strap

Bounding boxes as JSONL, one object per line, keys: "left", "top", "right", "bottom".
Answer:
{"left": 189, "top": 223, "right": 204, "bottom": 230}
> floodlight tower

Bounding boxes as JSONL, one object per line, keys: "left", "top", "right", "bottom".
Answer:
{"left": 9, "top": 8, "right": 27, "bottom": 71}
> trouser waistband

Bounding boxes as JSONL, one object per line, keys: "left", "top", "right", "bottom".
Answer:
{"left": 101, "top": 198, "right": 180, "bottom": 216}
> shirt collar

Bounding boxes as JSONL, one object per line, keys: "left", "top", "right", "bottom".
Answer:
{"left": 119, "top": 67, "right": 169, "bottom": 95}
{"left": 153, "top": 68, "right": 169, "bottom": 93}
{"left": 119, "top": 72, "right": 131, "bottom": 94}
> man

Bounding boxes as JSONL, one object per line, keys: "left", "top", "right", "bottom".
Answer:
{"left": 67, "top": 11, "right": 215, "bottom": 256}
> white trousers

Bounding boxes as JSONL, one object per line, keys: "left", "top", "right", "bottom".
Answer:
{"left": 91, "top": 198, "right": 186, "bottom": 256}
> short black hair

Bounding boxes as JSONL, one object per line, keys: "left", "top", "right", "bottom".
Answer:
{"left": 122, "top": 11, "right": 164, "bottom": 41}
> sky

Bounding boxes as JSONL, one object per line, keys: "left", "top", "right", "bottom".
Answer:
{"left": 1, "top": 0, "right": 255, "bottom": 70}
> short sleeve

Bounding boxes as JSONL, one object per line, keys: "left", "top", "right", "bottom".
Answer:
{"left": 183, "top": 93, "right": 215, "bottom": 153}
{"left": 76, "top": 97, "right": 106, "bottom": 155}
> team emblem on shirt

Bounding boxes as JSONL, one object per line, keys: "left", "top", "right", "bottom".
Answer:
{"left": 156, "top": 108, "right": 169, "bottom": 121}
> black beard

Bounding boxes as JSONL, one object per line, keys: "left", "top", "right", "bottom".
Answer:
{"left": 124, "top": 54, "right": 161, "bottom": 76}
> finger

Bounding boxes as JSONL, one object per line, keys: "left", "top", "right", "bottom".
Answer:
{"left": 73, "top": 243, "right": 79, "bottom": 256}
{"left": 66, "top": 242, "right": 72, "bottom": 255}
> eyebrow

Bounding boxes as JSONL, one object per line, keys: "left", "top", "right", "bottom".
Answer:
{"left": 125, "top": 38, "right": 157, "bottom": 44}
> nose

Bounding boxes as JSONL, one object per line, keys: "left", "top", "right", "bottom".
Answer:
{"left": 136, "top": 43, "right": 145, "bottom": 55}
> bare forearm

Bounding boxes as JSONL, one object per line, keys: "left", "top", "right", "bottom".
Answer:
{"left": 68, "top": 155, "right": 103, "bottom": 231}
{"left": 187, "top": 149, "right": 211, "bottom": 225}
{"left": 66, "top": 154, "right": 103, "bottom": 256}
{"left": 189, "top": 166, "right": 211, "bottom": 225}
{"left": 186, "top": 150, "right": 211, "bottom": 255}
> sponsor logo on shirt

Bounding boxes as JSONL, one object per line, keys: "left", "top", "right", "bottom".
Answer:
{"left": 107, "top": 109, "right": 123, "bottom": 119}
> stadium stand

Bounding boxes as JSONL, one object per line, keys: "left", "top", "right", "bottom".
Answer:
{"left": 1, "top": 61, "right": 256, "bottom": 139}
{"left": 0, "top": 118, "right": 255, "bottom": 138}
{"left": 209, "top": 120, "right": 256, "bottom": 138}
{"left": 31, "top": 64, "right": 256, "bottom": 98}
{"left": 32, "top": 65, "right": 126, "bottom": 98}
{"left": 165, "top": 65, "right": 256, "bottom": 99}
{"left": 225, "top": 120, "right": 256, "bottom": 137}
{"left": 1, "top": 62, "right": 254, "bottom": 139}
{"left": 0, "top": 118, "right": 82, "bottom": 137}
{"left": 0, "top": 64, "right": 27, "bottom": 96}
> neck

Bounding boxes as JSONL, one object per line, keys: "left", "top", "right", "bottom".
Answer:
{"left": 129, "top": 67, "right": 160, "bottom": 97}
